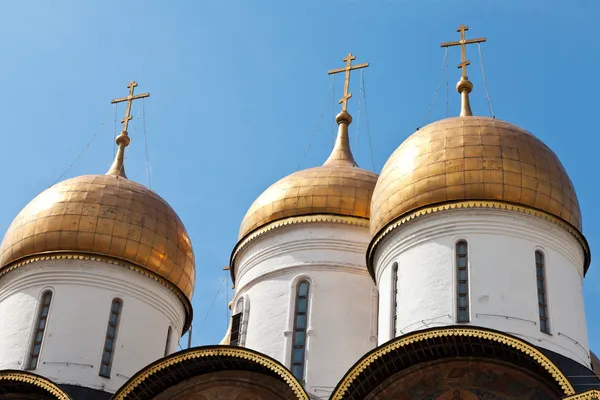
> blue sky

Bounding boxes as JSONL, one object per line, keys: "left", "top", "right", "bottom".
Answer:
{"left": 1, "top": 0, "right": 598, "bottom": 351}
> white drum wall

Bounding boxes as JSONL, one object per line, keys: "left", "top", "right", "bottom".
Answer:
{"left": 233, "top": 222, "right": 378, "bottom": 399}
{"left": 373, "top": 208, "right": 590, "bottom": 367}
{"left": 0, "top": 259, "right": 186, "bottom": 393}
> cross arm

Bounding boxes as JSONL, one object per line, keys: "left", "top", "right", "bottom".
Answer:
{"left": 441, "top": 37, "right": 486, "bottom": 48}
{"left": 327, "top": 62, "right": 369, "bottom": 75}
{"left": 110, "top": 92, "right": 151, "bottom": 104}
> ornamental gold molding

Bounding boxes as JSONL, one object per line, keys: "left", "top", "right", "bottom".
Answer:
{"left": 368, "top": 200, "right": 591, "bottom": 278}
{"left": 230, "top": 214, "right": 369, "bottom": 280}
{"left": 564, "top": 390, "right": 600, "bottom": 399}
{"left": 113, "top": 347, "right": 308, "bottom": 400}
{"left": 330, "top": 327, "right": 575, "bottom": 400}
{"left": 0, "top": 252, "right": 193, "bottom": 333}
{"left": 0, "top": 371, "right": 71, "bottom": 400}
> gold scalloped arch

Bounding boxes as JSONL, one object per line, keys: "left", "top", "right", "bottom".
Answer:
{"left": 330, "top": 327, "right": 576, "bottom": 400}
{"left": 113, "top": 347, "right": 308, "bottom": 400}
{"left": 0, "top": 370, "right": 71, "bottom": 400}
{"left": 564, "top": 389, "right": 600, "bottom": 399}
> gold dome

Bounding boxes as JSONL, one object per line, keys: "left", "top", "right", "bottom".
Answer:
{"left": 238, "top": 111, "right": 378, "bottom": 240}
{"left": 0, "top": 174, "right": 196, "bottom": 299}
{"left": 370, "top": 116, "right": 582, "bottom": 238}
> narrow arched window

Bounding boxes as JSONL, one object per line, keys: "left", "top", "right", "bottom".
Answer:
{"left": 100, "top": 299, "right": 122, "bottom": 378}
{"left": 392, "top": 263, "right": 399, "bottom": 337}
{"left": 291, "top": 281, "right": 310, "bottom": 381}
{"left": 230, "top": 298, "right": 244, "bottom": 346}
{"left": 456, "top": 241, "right": 469, "bottom": 322}
{"left": 27, "top": 291, "right": 52, "bottom": 370}
{"left": 164, "top": 326, "right": 172, "bottom": 356}
{"left": 536, "top": 251, "right": 550, "bottom": 334}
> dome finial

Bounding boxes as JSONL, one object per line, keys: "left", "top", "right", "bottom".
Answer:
{"left": 441, "top": 24, "right": 486, "bottom": 117}
{"left": 106, "top": 81, "right": 150, "bottom": 178}
{"left": 324, "top": 53, "right": 369, "bottom": 166}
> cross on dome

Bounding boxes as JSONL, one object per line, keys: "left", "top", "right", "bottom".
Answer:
{"left": 106, "top": 81, "right": 151, "bottom": 178}
{"left": 327, "top": 53, "right": 369, "bottom": 113}
{"left": 111, "top": 80, "right": 150, "bottom": 134}
{"left": 441, "top": 25, "right": 486, "bottom": 117}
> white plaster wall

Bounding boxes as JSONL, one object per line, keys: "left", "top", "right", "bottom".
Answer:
{"left": 233, "top": 222, "right": 378, "bottom": 399}
{"left": 0, "top": 259, "right": 186, "bottom": 393}
{"left": 373, "top": 208, "right": 590, "bottom": 367}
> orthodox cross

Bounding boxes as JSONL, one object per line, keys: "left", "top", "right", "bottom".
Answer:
{"left": 327, "top": 53, "right": 369, "bottom": 112}
{"left": 441, "top": 24, "right": 486, "bottom": 78}
{"left": 111, "top": 81, "right": 150, "bottom": 133}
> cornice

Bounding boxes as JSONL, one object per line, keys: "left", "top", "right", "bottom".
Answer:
{"left": 367, "top": 201, "right": 591, "bottom": 280}
{"left": 0, "top": 252, "right": 193, "bottom": 335}
{"left": 231, "top": 214, "right": 369, "bottom": 282}
{"left": 372, "top": 210, "right": 585, "bottom": 282}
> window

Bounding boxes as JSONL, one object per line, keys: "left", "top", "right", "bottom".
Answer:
{"left": 392, "top": 263, "right": 399, "bottom": 337}
{"left": 230, "top": 313, "right": 242, "bottom": 346}
{"left": 536, "top": 251, "right": 550, "bottom": 334}
{"left": 456, "top": 241, "right": 469, "bottom": 322}
{"left": 27, "top": 291, "right": 52, "bottom": 370}
{"left": 291, "top": 281, "right": 310, "bottom": 382}
{"left": 230, "top": 298, "right": 244, "bottom": 346}
{"left": 100, "top": 299, "right": 122, "bottom": 378}
{"left": 164, "top": 326, "right": 172, "bottom": 356}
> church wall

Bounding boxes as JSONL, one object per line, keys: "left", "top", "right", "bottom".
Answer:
{"left": 373, "top": 208, "right": 590, "bottom": 367}
{"left": 0, "top": 259, "right": 185, "bottom": 393}
{"left": 233, "top": 222, "right": 377, "bottom": 399}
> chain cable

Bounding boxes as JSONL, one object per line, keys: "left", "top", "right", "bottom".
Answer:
{"left": 477, "top": 42, "right": 495, "bottom": 118}
{"left": 113, "top": 103, "right": 118, "bottom": 158}
{"left": 354, "top": 70, "right": 363, "bottom": 150}
{"left": 193, "top": 275, "right": 227, "bottom": 344}
{"left": 51, "top": 109, "right": 112, "bottom": 186}
{"left": 418, "top": 48, "right": 448, "bottom": 129}
{"left": 141, "top": 99, "right": 152, "bottom": 188}
{"left": 297, "top": 75, "right": 335, "bottom": 170}
{"left": 445, "top": 47, "right": 449, "bottom": 118}
{"left": 360, "top": 71, "right": 376, "bottom": 172}
{"left": 331, "top": 76, "right": 336, "bottom": 146}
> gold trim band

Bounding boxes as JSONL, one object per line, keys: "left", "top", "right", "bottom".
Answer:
{"left": 367, "top": 201, "right": 591, "bottom": 278}
{"left": 330, "top": 327, "right": 575, "bottom": 399}
{"left": 113, "top": 347, "right": 308, "bottom": 400}
{"left": 231, "top": 214, "right": 369, "bottom": 281}
{"left": 564, "top": 389, "right": 600, "bottom": 399}
{"left": 0, "top": 252, "right": 193, "bottom": 334}
{"left": 0, "top": 371, "right": 71, "bottom": 400}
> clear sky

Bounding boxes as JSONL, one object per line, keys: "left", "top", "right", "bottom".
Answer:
{"left": 1, "top": 0, "right": 598, "bottom": 352}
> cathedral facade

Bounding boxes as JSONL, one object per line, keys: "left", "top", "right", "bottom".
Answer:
{"left": 1, "top": 27, "right": 599, "bottom": 400}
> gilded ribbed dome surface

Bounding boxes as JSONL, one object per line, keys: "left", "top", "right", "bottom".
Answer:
{"left": 0, "top": 174, "right": 195, "bottom": 299}
{"left": 238, "top": 111, "right": 378, "bottom": 240}
{"left": 370, "top": 116, "right": 581, "bottom": 237}
{"left": 239, "top": 166, "right": 378, "bottom": 239}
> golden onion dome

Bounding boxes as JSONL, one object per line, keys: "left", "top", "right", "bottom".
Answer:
{"left": 0, "top": 102, "right": 195, "bottom": 310}
{"left": 238, "top": 111, "right": 378, "bottom": 240}
{"left": 0, "top": 174, "right": 195, "bottom": 299}
{"left": 370, "top": 116, "right": 581, "bottom": 239}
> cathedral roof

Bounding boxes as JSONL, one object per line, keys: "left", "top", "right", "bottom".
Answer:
{"left": 238, "top": 111, "right": 378, "bottom": 240}
{"left": 0, "top": 174, "right": 195, "bottom": 299}
{"left": 370, "top": 115, "right": 582, "bottom": 237}
{"left": 368, "top": 28, "right": 589, "bottom": 272}
{"left": 0, "top": 82, "right": 195, "bottom": 309}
